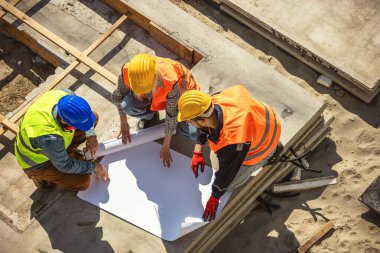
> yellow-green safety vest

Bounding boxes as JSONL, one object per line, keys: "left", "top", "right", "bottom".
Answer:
{"left": 14, "top": 90, "right": 75, "bottom": 169}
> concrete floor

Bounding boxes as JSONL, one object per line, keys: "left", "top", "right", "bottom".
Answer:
{"left": 220, "top": 0, "right": 380, "bottom": 91}
{"left": 0, "top": 0, "right": 325, "bottom": 252}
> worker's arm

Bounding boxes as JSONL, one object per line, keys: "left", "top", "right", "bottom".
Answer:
{"left": 111, "top": 75, "right": 131, "bottom": 144}
{"left": 31, "top": 134, "right": 96, "bottom": 174}
{"left": 211, "top": 142, "right": 250, "bottom": 198}
{"left": 160, "top": 85, "right": 181, "bottom": 167}
{"left": 202, "top": 143, "right": 250, "bottom": 221}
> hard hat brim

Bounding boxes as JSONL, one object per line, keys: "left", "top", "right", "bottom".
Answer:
{"left": 73, "top": 112, "right": 96, "bottom": 131}
{"left": 177, "top": 111, "right": 185, "bottom": 122}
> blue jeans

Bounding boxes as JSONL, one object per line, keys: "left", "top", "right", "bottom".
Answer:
{"left": 121, "top": 92, "right": 198, "bottom": 141}
{"left": 179, "top": 122, "right": 198, "bottom": 141}
{"left": 121, "top": 92, "right": 155, "bottom": 120}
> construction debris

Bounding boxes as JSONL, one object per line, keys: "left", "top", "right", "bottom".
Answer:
{"left": 272, "top": 176, "right": 337, "bottom": 193}
{"left": 297, "top": 221, "right": 335, "bottom": 253}
{"left": 317, "top": 75, "right": 333, "bottom": 88}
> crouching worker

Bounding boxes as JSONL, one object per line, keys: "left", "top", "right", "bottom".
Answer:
{"left": 14, "top": 89, "right": 110, "bottom": 191}
{"left": 177, "top": 85, "right": 282, "bottom": 221}
{"left": 112, "top": 53, "right": 200, "bottom": 167}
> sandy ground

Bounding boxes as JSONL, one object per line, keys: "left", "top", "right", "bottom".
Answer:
{"left": 169, "top": 1, "right": 380, "bottom": 253}
{"left": 0, "top": 34, "right": 55, "bottom": 115}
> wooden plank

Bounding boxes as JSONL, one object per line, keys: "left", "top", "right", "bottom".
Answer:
{"left": 0, "top": 19, "right": 61, "bottom": 67}
{"left": 0, "top": 14, "right": 127, "bottom": 135}
{"left": 101, "top": 0, "right": 150, "bottom": 30}
{"left": 297, "top": 221, "right": 335, "bottom": 253}
{"left": 0, "top": 114, "right": 18, "bottom": 134}
{"left": 0, "top": 0, "right": 118, "bottom": 85}
{"left": 0, "top": 0, "right": 20, "bottom": 18}
{"left": 102, "top": 0, "right": 202, "bottom": 65}
{"left": 149, "top": 21, "right": 193, "bottom": 64}
{"left": 193, "top": 50, "right": 204, "bottom": 64}
{"left": 272, "top": 176, "right": 337, "bottom": 193}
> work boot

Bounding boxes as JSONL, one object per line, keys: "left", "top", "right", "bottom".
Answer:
{"left": 137, "top": 112, "right": 159, "bottom": 130}
{"left": 266, "top": 142, "right": 284, "bottom": 165}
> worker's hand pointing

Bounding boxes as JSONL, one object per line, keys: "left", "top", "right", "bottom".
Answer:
{"left": 95, "top": 163, "right": 110, "bottom": 182}
{"left": 191, "top": 151, "right": 205, "bottom": 178}
{"left": 118, "top": 116, "right": 131, "bottom": 144}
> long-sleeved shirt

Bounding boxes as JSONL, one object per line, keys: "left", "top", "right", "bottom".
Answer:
{"left": 197, "top": 105, "right": 250, "bottom": 199}
{"left": 111, "top": 75, "right": 179, "bottom": 135}
{"left": 25, "top": 89, "right": 96, "bottom": 174}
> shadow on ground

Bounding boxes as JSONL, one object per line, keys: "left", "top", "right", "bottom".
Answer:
{"left": 34, "top": 190, "right": 114, "bottom": 253}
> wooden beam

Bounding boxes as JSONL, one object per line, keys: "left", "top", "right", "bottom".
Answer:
{"left": 149, "top": 21, "right": 193, "bottom": 63}
{"left": 297, "top": 221, "right": 334, "bottom": 253}
{"left": 102, "top": 0, "right": 203, "bottom": 64}
{"left": 0, "top": 0, "right": 118, "bottom": 85}
{"left": 0, "top": 19, "right": 61, "bottom": 67}
{"left": 0, "top": 14, "right": 127, "bottom": 135}
{"left": 0, "top": 114, "right": 18, "bottom": 134}
{"left": 0, "top": 0, "right": 20, "bottom": 18}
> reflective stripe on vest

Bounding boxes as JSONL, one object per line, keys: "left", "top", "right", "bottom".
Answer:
{"left": 14, "top": 90, "right": 75, "bottom": 169}
{"left": 121, "top": 56, "right": 199, "bottom": 111}
{"left": 208, "top": 85, "right": 281, "bottom": 166}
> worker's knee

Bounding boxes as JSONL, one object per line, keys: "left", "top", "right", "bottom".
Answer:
{"left": 66, "top": 174, "right": 91, "bottom": 191}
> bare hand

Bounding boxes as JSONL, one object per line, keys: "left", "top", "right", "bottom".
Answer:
{"left": 160, "top": 146, "right": 173, "bottom": 167}
{"left": 95, "top": 163, "right": 110, "bottom": 182}
{"left": 86, "top": 136, "right": 98, "bottom": 159}
{"left": 118, "top": 116, "right": 131, "bottom": 144}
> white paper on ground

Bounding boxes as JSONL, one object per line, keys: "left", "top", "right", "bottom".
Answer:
{"left": 78, "top": 141, "right": 231, "bottom": 241}
{"left": 84, "top": 124, "right": 165, "bottom": 159}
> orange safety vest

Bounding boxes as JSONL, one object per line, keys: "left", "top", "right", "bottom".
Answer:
{"left": 208, "top": 85, "right": 281, "bottom": 166}
{"left": 121, "top": 57, "right": 199, "bottom": 111}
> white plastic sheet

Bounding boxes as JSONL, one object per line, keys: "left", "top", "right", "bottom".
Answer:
{"left": 78, "top": 128, "right": 231, "bottom": 241}
{"left": 84, "top": 124, "right": 165, "bottom": 159}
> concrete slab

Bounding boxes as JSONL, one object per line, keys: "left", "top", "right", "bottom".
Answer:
{"left": 0, "top": 0, "right": 325, "bottom": 252}
{"left": 218, "top": 0, "right": 380, "bottom": 98}
{"left": 0, "top": 131, "right": 64, "bottom": 233}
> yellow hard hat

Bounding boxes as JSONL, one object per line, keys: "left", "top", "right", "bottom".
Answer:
{"left": 177, "top": 90, "right": 212, "bottom": 122}
{"left": 128, "top": 53, "right": 157, "bottom": 94}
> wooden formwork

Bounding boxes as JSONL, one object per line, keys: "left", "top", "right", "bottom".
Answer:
{"left": 0, "top": 0, "right": 203, "bottom": 136}
{"left": 0, "top": 1, "right": 332, "bottom": 252}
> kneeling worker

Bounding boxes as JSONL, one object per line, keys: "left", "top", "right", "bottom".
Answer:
{"left": 14, "top": 89, "right": 109, "bottom": 191}
{"left": 177, "top": 85, "right": 281, "bottom": 221}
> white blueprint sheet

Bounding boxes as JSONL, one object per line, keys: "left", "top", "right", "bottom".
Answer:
{"left": 78, "top": 139, "right": 231, "bottom": 241}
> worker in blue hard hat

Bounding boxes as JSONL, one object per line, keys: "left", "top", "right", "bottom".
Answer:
{"left": 14, "top": 89, "right": 109, "bottom": 191}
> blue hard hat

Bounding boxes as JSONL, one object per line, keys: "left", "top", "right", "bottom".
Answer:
{"left": 57, "top": 95, "right": 96, "bottom": 131}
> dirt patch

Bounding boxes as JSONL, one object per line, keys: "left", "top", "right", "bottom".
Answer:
{"left": 0, "top": 34, "right": 55, "bottom": 115}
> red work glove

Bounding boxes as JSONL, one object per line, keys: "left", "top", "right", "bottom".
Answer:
{"left": 191, "top": 151, "right": 205, "bottom": 178}
{"left": 202, "top": 195, "right": 220, "bottom": 221}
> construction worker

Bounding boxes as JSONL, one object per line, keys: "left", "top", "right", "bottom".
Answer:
{"left": 177, "top": 85, "right": 282, "bottom": 221}
{"left": 14, "top": 89, "right": 110, "bottom": 191}
{"left": 112, "top": 53, "right": 200, "bottom": 167}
